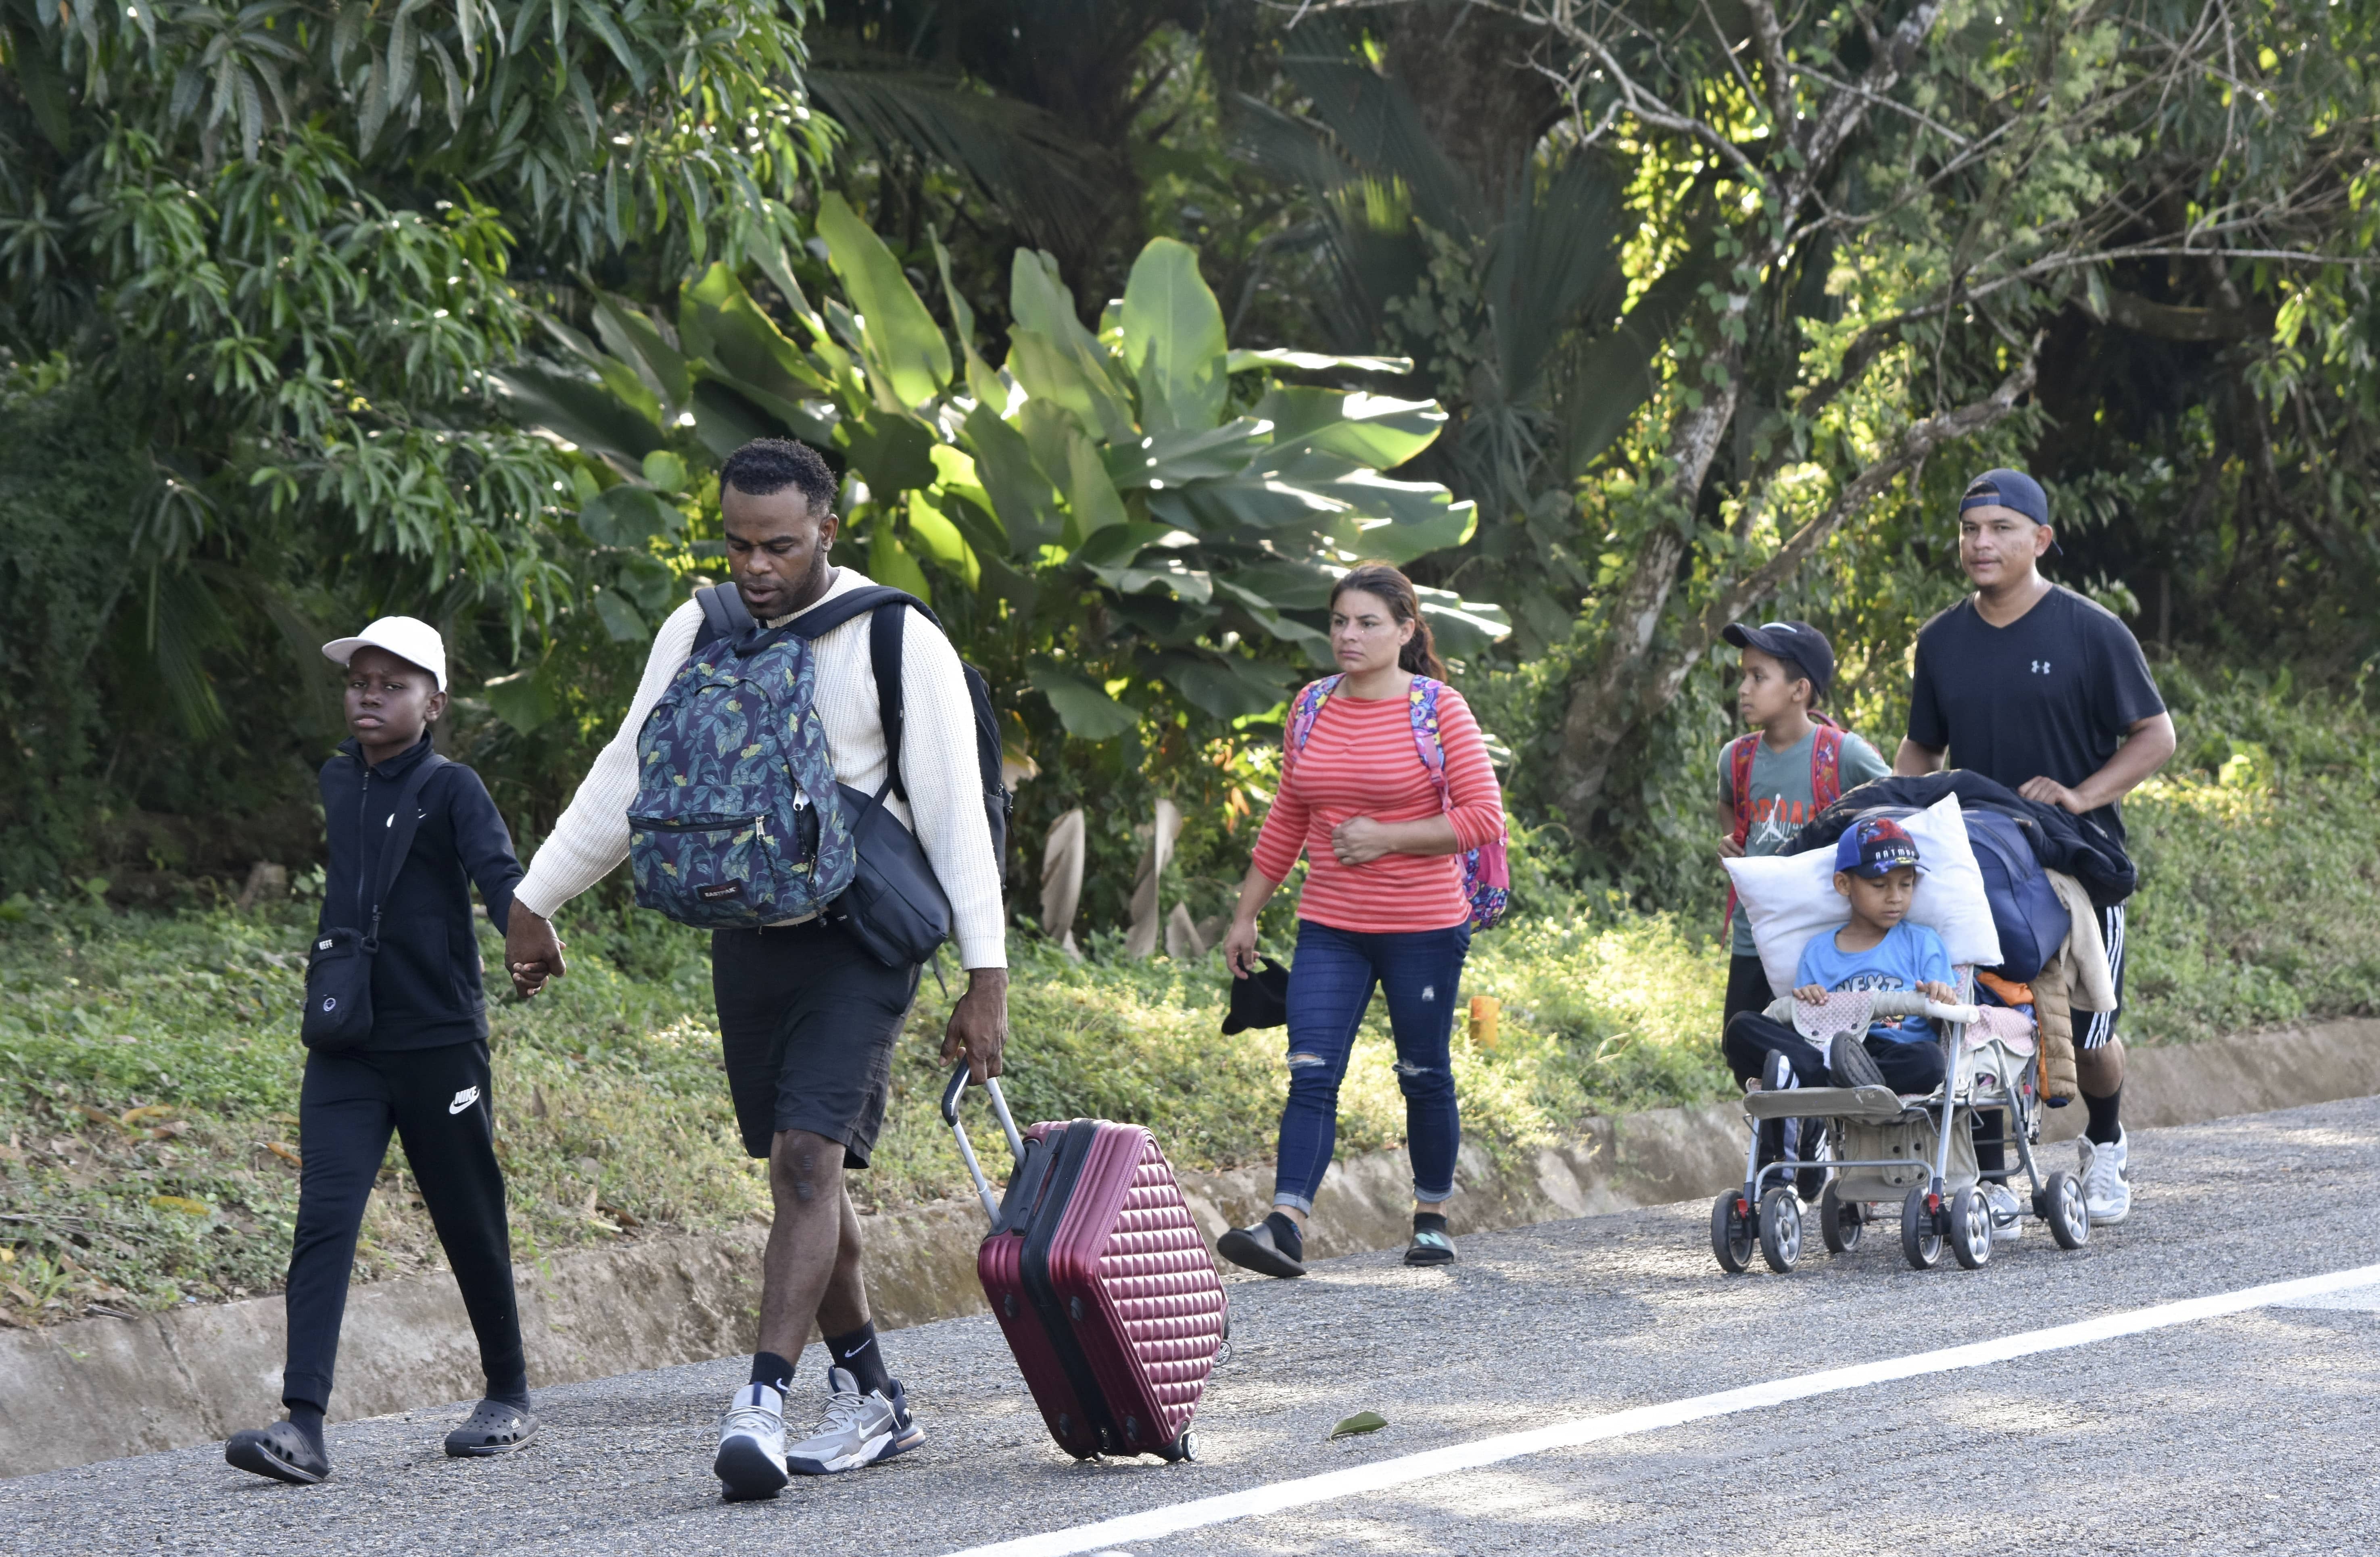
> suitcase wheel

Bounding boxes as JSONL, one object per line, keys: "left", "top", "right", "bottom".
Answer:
{"left": 1159, "top": 1430, "right": 1197, "bottom": 1464}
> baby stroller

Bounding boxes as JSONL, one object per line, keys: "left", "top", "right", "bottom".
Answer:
{"left": 1710, "top": 977, "right": 2092, "bottom": 1274}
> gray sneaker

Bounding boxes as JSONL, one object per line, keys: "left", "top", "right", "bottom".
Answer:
{"left": 783, "top": 1368, "right": 925, "bottom": 1476}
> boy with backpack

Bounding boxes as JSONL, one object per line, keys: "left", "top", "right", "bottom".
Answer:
{"left": 1714, "top": 620, "right": 1889, "bottom": 1056}
{"left": 225, "top": 617, "right": 535, "bottom": 1484}
{"left": 501, "top": 438, "right": 1009, "bottom": 1503}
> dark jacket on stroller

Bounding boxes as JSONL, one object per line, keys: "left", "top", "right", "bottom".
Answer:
{"left": 1781, "top": 771, "right": 2136, "bottom": 908}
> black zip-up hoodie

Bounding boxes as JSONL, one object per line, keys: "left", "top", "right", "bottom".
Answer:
{"left": 317, "top": 732, "right": 523, "bottom": 1051}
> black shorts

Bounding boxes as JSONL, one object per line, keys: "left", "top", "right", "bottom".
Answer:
{"left": 712, "top": 919, "right": 920, "bottom": 1167}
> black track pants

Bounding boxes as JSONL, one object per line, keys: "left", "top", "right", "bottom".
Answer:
{"left": 1719, "top": 954, "right": 1777, "bottom": 1084}
{"left": 1722, "top": 1012, "right": 1948, "bottom": 1096}
{"left": 282, "top": 1040, "right": 526, "bottom": 1413}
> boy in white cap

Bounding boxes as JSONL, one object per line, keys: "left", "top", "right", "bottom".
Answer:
{"left": 224, "top": 617, "right": 537, "bottom": 1483}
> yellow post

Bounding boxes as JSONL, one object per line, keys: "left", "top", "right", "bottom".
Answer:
{"left": 1468, "top": 996, "right": 1500, "bottom": 1052}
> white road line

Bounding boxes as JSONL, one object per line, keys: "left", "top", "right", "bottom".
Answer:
{"left": 942, "top": 1261, "right": 2380, "bottom": 1557}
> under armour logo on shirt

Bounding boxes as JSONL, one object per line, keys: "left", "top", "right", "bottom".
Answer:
{"left": 2031, "top": 660, "right": 2053, "bottom": 675}
{"left": 449, "top": 1086, "right": 480, "bottom": 1115}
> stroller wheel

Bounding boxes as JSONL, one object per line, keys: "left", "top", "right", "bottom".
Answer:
{"left": 1948, "top": 1186, "right": 1994, "bottom": 1269}
{"left": 1820, "top": 1182, "right": 1863, "bottom": 1255}
{"left": 1900, "top": 1187, "right": 1945, "bottom": 1270}
{"left": 2042, "top": 1170, "right": 2090, "bottom": 1250}
{"left": 1758, "top": 1186, "right": 1803, "bottom": 1273}
{"left": 1710, "top": 1190, "right": 1756, "bottom": 1273}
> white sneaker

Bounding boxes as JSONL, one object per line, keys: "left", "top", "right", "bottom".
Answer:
{"left": 2079, "top": 1129, "right": 2132, "bottom": 1225}
{"left": 784, "top": 1367, "right": 925, "bottom": 1476}
{"left": 714, "top": 1382, "right": 789, "bottom": 1501}
{"left": 1981, "top": 1181, "right": 2024, "bottom": 1242}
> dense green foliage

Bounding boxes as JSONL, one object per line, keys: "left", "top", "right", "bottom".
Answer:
{"left": 6, "top": 0, "right": 2378, "bottom": 918}
{"left": 0, "top": 0, "right": 827, "bottom": 889}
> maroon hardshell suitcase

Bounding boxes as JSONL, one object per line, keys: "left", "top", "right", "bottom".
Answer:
{"left": 943, "top": 1062, "right": 1228, "bottom": 1462}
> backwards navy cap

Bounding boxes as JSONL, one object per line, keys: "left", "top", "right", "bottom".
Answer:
{"left": 1961, "top": 468, "right": 2048, "bottom": 525}
{"left": 1959, "top": 468, "right": 2059, "bottom": 554}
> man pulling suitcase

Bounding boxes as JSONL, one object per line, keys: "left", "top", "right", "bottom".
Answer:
{"left": 503, "top": 438, "right": 1010, "bottom": 1500}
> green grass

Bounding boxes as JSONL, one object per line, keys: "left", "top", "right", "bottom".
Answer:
{"left": 2, "top": 690, "right": 2373, "bottom": 1325}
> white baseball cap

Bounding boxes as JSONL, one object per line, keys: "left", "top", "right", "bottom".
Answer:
{"left": 322, "top": 616, "right": 448, "bottom": 691}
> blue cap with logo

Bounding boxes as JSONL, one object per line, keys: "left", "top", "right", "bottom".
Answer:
{"left": 1834, "top": 815, "right": 1925, "bottom": 879}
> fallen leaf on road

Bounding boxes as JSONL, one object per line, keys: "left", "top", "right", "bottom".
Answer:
{"left": 1328, "top": 1411, "right": 1388, "bottom": 1440}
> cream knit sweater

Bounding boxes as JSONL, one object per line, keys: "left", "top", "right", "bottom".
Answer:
{"left": 512, "top": 567, "right": 1007, "bottom": 968}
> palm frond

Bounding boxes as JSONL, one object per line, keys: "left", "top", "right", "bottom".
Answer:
{"left": 1484, "top": 154, "right": 1628, "bottom": 408}
{"left": 1275, "top": 18, "right": 1474, "bottom": 238}
{"left": 809, "top": 66, "right": 1111, "bottom": 256}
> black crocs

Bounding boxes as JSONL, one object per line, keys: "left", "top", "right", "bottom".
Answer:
{"left": 444, "top": 1398, "right": 539, "bottom": 1457}
{"left": 225, "top": 1420, "right": 329, "bottom": 1484}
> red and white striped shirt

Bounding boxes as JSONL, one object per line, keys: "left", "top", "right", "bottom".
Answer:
{"left": 1250, "top": 683, "right": 1504, "bottom": 933}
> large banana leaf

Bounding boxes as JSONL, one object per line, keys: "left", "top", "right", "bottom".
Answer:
{"left": 815, "top": 192, "right": 952, "bottom": 411}
{"left": 1120, "top": 239, "right": 1229, "bottom": 433}
{"left": 500, "top": 213, "right": 1509, "bottom": 750}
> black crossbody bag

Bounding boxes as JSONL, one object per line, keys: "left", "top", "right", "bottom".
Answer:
{"left": 302, "top": 752, "right": 449, "bottom": 1050}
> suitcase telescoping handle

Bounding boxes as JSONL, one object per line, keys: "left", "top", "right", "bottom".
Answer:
{"left": 941, "top": 1058, "right": 1027, "bottom": 1224}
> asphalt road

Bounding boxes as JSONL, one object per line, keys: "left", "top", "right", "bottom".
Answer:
{"left": 10, "top": 1096, "right": 2380, "bottom": 1557}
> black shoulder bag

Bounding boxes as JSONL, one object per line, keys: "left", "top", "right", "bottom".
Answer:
{"left": 302, "top": 752, "right": 450, "bottom": 1050}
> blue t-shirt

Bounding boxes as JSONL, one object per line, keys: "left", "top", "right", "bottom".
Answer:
{"left": 1795, "top": 920, "right": 1954, "bottom": 1044}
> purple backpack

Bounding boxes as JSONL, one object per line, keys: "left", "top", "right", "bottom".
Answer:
{"left": 1286, "top": 674, "right": 1511, "bottom": 931}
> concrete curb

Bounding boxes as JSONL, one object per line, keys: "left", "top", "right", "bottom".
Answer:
{"left": 5, "top": 1016, "right": 2373, "bottom": 1477}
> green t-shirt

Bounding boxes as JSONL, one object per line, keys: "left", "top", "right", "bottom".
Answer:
{"left": 1720, "top": 726, "right": 1891, "bottom": 955}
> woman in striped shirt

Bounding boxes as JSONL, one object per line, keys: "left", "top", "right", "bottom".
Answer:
{"left": 1216, "top": 564, "right": 1505, "bottom": 1276}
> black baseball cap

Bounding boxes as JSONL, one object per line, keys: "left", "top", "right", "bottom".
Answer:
{"left": 1722, "top": 620, "right": 1835, "bottom": 704}
{"left": 1221, "top": 958, "right": 1290, "bottom": 1034}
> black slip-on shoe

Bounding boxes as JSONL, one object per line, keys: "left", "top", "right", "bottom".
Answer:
{"left": 1216, "top": 1221, "right": 1306, "bottom": 1279}
{"left": 1403, "top": 1228, "right": 1457, "bottom": 1266}
{"left": 444, "top": 1399, "right": 539, "bottom": 1457}
{"left": 226, "top": 1421, "right": 329, "bottom": 1485}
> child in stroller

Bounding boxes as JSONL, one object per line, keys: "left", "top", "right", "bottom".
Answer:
{"left": 1714, "top": 816, "right": 2094, "bottom": 1274}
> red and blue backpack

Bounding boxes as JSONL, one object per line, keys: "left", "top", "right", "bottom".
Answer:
{"left": 1722, "top": 719, "right": 1846, "bottom": 931}
{"left": 1286, "top": 674, "right": 1511, "bottom": 931}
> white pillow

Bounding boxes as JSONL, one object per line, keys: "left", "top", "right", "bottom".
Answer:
{"left": 1724, "top": 794, "right": 2004, "bottom": 999}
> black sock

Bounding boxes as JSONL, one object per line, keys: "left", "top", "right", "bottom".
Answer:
{"left": 1413, "top": 1211, "right": 1448, "bottom": 1237}
{"left": 486, "top": 1378, "right": 531, "bottom": 1413}
{"left": 1971, "top": 1111, "right": 2007, "bottom": 1182}
{"left": 284, "top": 1401, "right": 326, "bottom": 1457}
{"left": 1264, "top": 1210, "right": 1304, "bottom": 1264}
{"left": 824, "top": 1323, "right": 893, "bottom": 1398}
{"left": 2084, "top": 1084, "right": 2123, "bottom": 1146}
{"left": 749, "top": 1350, "right": 796, "bottom": 1398}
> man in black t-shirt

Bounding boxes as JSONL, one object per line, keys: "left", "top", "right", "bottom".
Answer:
{"left": 1894, "top": 468, "right": 2176, "bottom": 1227}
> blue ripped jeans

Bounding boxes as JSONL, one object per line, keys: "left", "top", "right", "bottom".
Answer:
{"left": 1272, "top": 918, "right": 1472, "bottom": 1215}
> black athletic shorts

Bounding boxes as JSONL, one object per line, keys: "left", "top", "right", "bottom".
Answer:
{"left": 712, "top": 919, "right": 921, "bottom": 1167}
